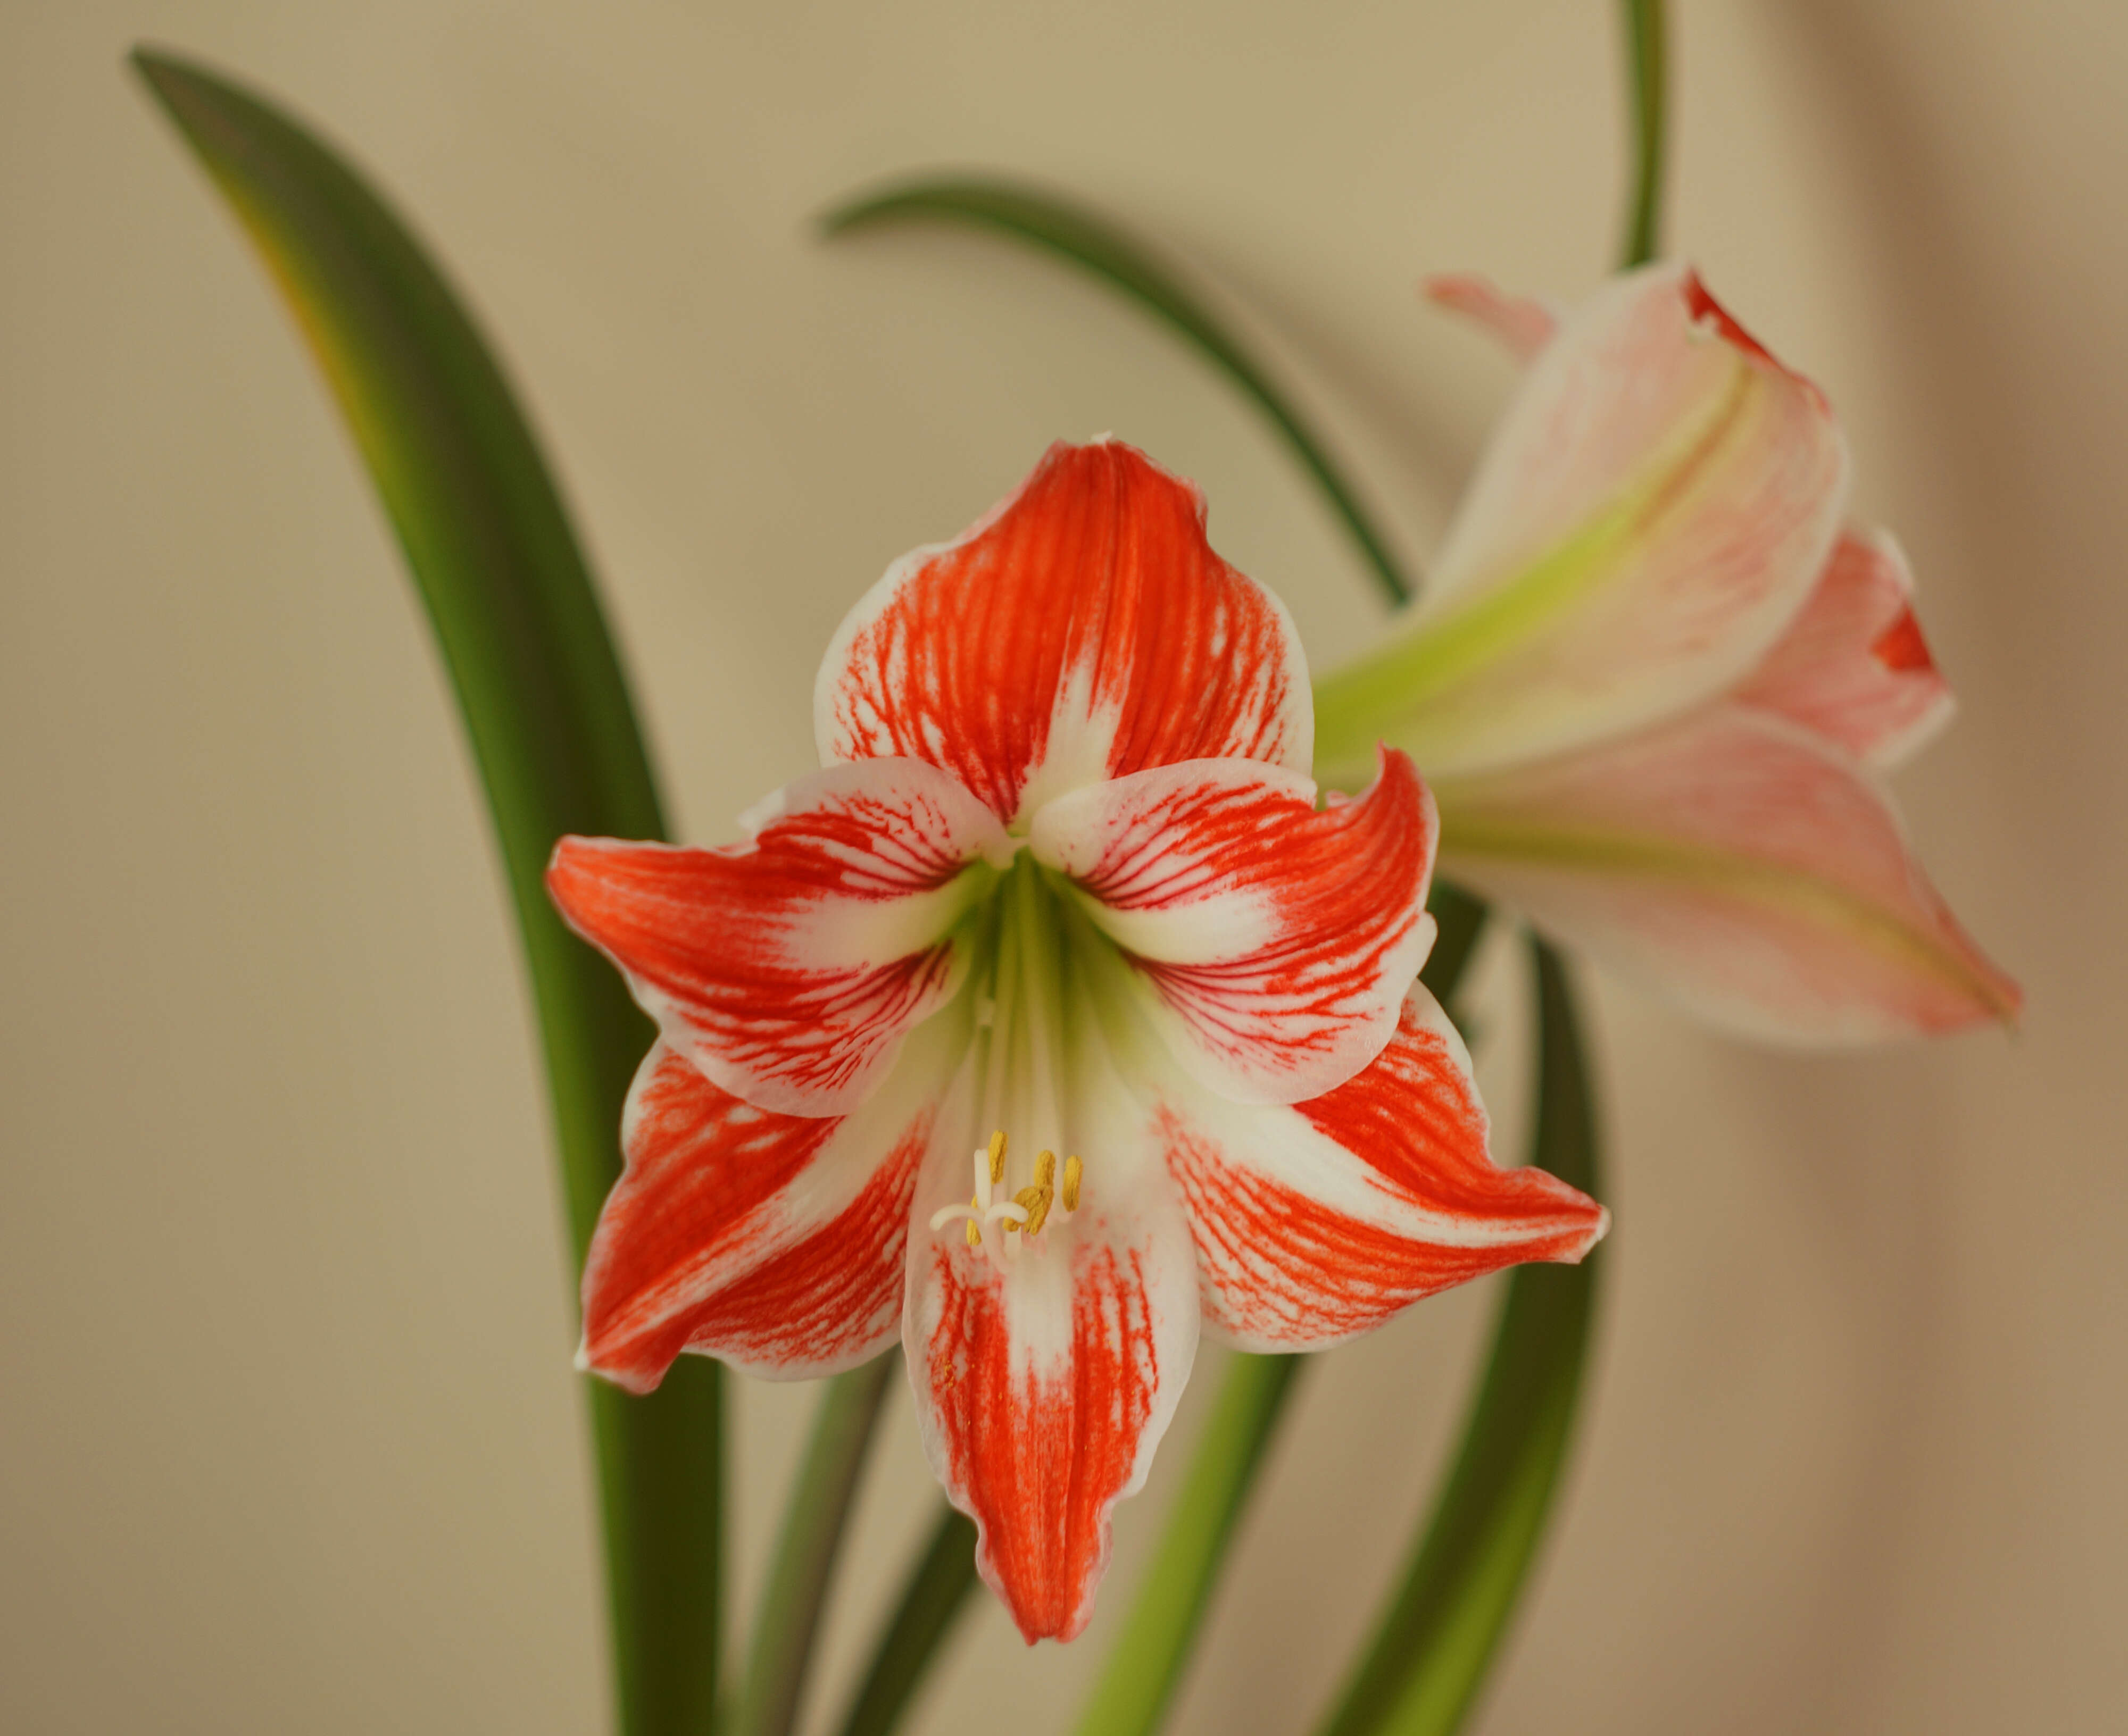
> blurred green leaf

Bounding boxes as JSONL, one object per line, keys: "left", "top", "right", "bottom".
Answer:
{"left": 831, "top": 1507, "right": 982, "bottom": 1736}
{"left": 823, "top": 175, "right": 1415, "bottom": 608}
{"left": 132, "top": 48, "right": 722, "bottom": 1736}
{"left": 737, "top": 1357, "right": 898, "bottom": 1736}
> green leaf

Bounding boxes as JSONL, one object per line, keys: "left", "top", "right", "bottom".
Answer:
{"left": 1314, "top": 940, "right": 1602, "bottom": 1736}
{"left": 830, "top": 1507, "right": 982, "bottom": 1736}
{"left": 131, "top": 48, "right": 722, "bottom": 1736}
{"left": 735, "top": 1356, "right": 899, "bottom": 1736}
{"left": 821, "top": 176, "right": 1415, "bottom": 609}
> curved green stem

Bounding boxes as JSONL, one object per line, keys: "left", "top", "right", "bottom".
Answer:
{"left": 735, "top": 1355, "right": 900, "bottom": 1736}
{"left": 1619, "top": 0, "right": 1670, "bottom": 269}
{"left": 132, "top": 49, "right": 723, "bottom": 1735}
{"left": 1314, "top": 940, "right": 1602, "bottom": 1736}
{"left": 830, "top": 1508, "right": 982, "bottom": 1736}
{"left": 822, "top": 177, "right": 1415, "bottom": 608}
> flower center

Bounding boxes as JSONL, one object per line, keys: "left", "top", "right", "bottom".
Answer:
{"left": 927, "top": 1129, "right": 1084, "bottom": 1263}
{"left": 921, "top": 852, "right": 1112, "bottom": 1268}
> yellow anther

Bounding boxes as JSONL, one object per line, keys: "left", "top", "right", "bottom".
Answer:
{"left": 987, "top": 1129, "right": 1008, "bottom": 1186}
{"left": 1061, "top": 1154, "right": 1083, "bottom": 1212}
{"left": 1010, "top": 1147, "right": 1055, "bottom": 1237}
{"left": 1007, "top": 1153, "right": 1057, "bottom": 1237}
{"left": 965, "top": 1215, "right": 982, "bottom": 1248}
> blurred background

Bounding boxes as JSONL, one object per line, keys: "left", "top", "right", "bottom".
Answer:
{"left": 3, "top": 1, "right": 2121, "bottom": 1731}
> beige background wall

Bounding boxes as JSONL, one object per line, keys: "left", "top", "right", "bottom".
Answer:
{"left": 3, "top": 2, "right": 2121, "bottom": 1731}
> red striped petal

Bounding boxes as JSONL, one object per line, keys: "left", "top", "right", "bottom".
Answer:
{"left": 904, "top": 1146, "right": 1199, "bottom": 1643}
{"left": 1435, "top": 704, "right": 2022, "bottom": 1043}
{"left": 1157, "top": 988, "right": 1606, "bottom": 1349}
{"left": 1032, "top": 749, "right": 1439, "bottom": 1104}
{"left": 816, "top": 440, "right": 1312, "bottom": 828}
{"left": 580, "top": 1036, "right": 957, "bottom": 1388}
{"left": 1735, "top": 528, "right": 1954, "bottom": 768}
{"left": 547, "top": 758, "right": 1003, "bottom": 1116}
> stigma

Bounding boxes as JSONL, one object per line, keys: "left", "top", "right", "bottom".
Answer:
{"left": 927, "top": 1129, "right": 1084, "bottom": 1265}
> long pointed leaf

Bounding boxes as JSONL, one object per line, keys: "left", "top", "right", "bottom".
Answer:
{"left": 132, "top": 48, "right": 722, "bottom": 1736}
{"left": 822, "top": 176, "right": 1415, "bottom": 608}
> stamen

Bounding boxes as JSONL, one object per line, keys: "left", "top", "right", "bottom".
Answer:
{"left": 987, "top": 1129, "right": 1007, "bottom": 1186}
{"left": 965, "top": 1216, "right": 982, "bottom": 1248}
{"left": 1011, "top": 1150, "right": 1058, "bottom": 1236}
{"left": 1061, "top": 1154, "right": 1083, "bottom": 1212}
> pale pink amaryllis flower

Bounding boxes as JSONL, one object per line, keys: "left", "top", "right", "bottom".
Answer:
{"left": 1312, "top": 266, "right": 2021, "bottom": 1044}
{"left": 546, "top": 440, "right": 1607, "bottom": 1643}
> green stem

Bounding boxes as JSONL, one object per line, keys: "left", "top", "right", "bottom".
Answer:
{"left": 1619, "top": 0, "right": 1669, "bottom": 269}
{"left": 735, "top": 1355, "right": 901, "bottom": 1736}
{"left": 830, "top": 1508, "right": 983, "bottom": 1736}
{"left": 131, "top": 50, "right": 723, "bottom": 1734}
{"left": 1314, "top": 940, "right": 1603, "bottom": 1736}
{"left": 822, "top": 178, "right": 1415, "bottom": 608}
{"left": 1073, "top": 1354, "right": 1306, "bottom": 1736}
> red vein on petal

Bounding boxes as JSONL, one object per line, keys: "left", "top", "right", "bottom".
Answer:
{"left": 582, "top": 1048, "right": 929, "bottom": 1388}
{"left": 821, "top": 441, "right": 1310, "bottom": 824}
{"left": 1161, "top": 1002, "right": 1602, "bottom": 1348}
{"left": 922, "top": 1240, "right": 1161, "bottom": 1643}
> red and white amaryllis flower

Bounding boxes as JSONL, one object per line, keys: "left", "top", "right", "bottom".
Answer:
{"left": 547, "top": 441, "right": 1607, "bottom": 1643}
{"left": 1313, "top": 265, "right": 2021, "bottom": 1044}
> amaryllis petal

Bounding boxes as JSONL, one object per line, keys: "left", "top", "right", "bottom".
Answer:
{"left": 904, "top": 1072, "right": 1199, "bottom": 1644}
{"left": 1433, "top": 705, "right": 2022, "bottom": 1043}
{"left": 816, "top": 439, "right": 1312, "bottom": 827}
{"left": 548, "top": 758, "right": 1005, "bottom": 1117}
{"left": 1030, "top": 748, "right": 1438, "bottom": 1105}
{"left": 1423, "top": 272, "right": 1559, "bottom": 362}
{"left": 1315, "top": 263, "right": 1849, "bottom": 782}
{"left": 1157, "top": 988, "right": 1606, "bottom": 1350}
{"left": 1735, "top": 528, "right": 1955, "bottom": 768}
{"left": 581, "top": 1010, "right": 966, "bottom": 1388}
